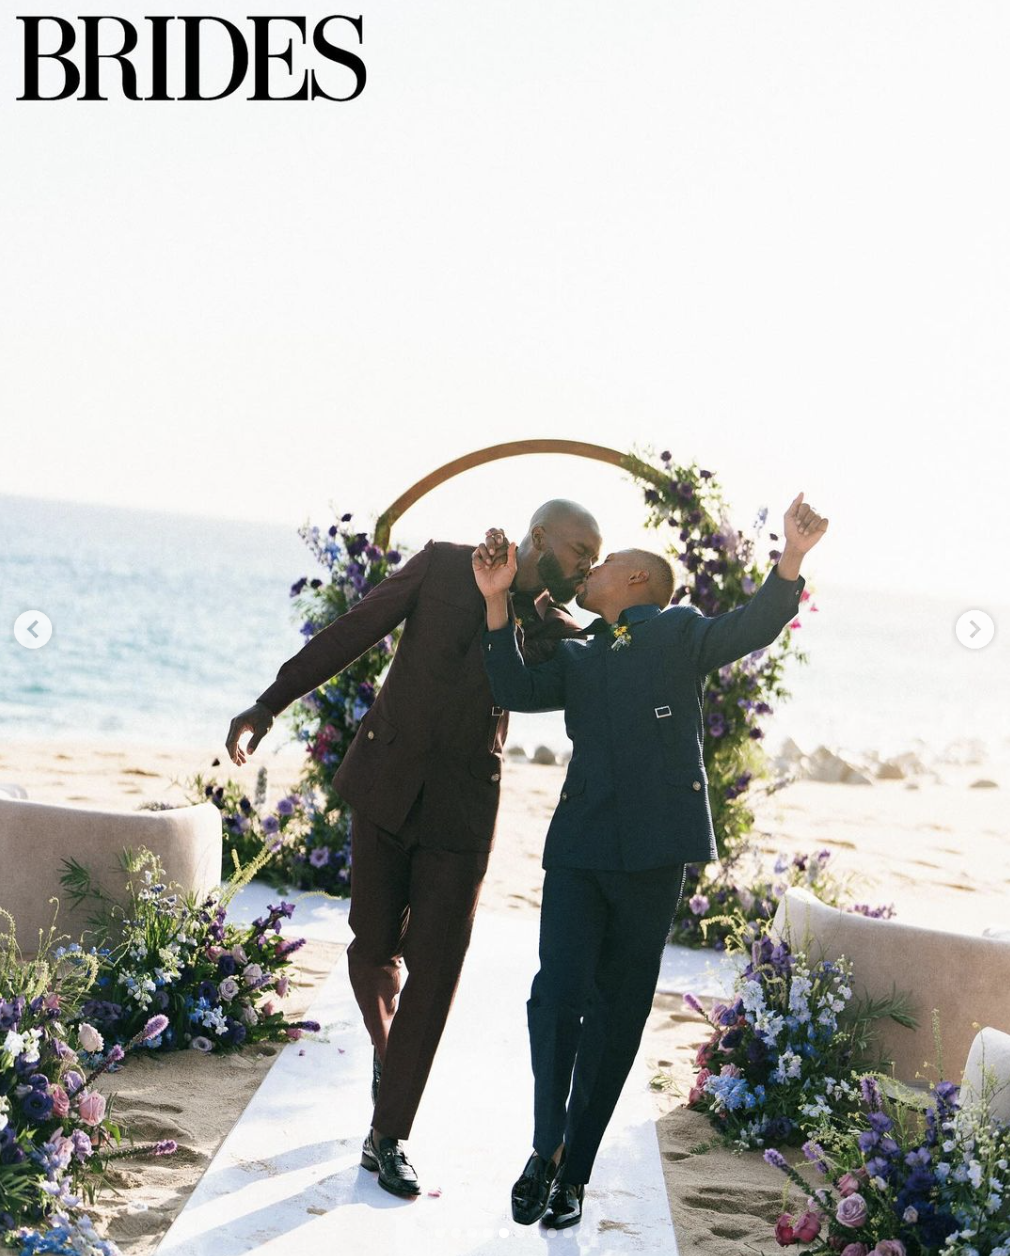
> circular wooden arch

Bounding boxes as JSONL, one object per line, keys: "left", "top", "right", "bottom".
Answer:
{"left": 373, "top": 439, "right": 668, "bottom": 549}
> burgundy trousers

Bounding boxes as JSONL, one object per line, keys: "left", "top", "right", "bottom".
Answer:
{"left": 346, "top": 803, "right": 489, "bottom": 1139}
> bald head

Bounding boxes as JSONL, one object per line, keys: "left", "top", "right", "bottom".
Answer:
{"left": 529, "top": 499, "right": 600, "bottom": 533}
{"left": 625, "top": 549, "right": 675, "bottom": 607}
{"left": 513, "top": 499, "right": 603, "bottom": 602}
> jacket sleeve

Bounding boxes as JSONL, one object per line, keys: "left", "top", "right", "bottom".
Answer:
{"left": 482, "top": 624, "right": 567, "bottom": 712}
{"left": 256, "top": 542, "right": 434, "bottom": 716}
{"left": 685, "top": 565, "right": 806, "bottom": 676}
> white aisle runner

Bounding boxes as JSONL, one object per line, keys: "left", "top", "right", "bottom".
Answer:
{"left": 156, "top": 901, "right": 684, "bottom": 1256}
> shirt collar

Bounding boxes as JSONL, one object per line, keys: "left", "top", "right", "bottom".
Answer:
{"left": 617, "top": 603, "right": 663, "bottom": 627}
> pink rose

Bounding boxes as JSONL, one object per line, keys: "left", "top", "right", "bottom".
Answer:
{"left": 836, "top": 1193, "right": 868, "bottom": 1228}
{"left": 77, "top": 1090, "right": 107, "bottom": 1127}
{"left": 774, "top": 1214, "right": 796, "bottom": 1246}
{"left": 720, "top": 1063, "right": 742, "bottom": 1078}
{"left": 794, "top": 1211, "right": 822, "bottom": 1243}
{"left": 286, "top": 1028, "right": 303, "bottom": 1041}
{"left": 50, "top": 1084, "right": 70, "bottom": 1118}
{"left": 688, "top": 1068, "right": 711, "bottom": 1106}
{"left": 275, "top": 976, "right": 290, "bottom": 998}
{"left": 230, "top": 945, "right": 248, "bottom": 965}
{"left": 836, "top": 1172, "right": 862, "bottom": 1197}
{"left": 207, "top": 945, "right": 224, "bottom": 961}
{"left": 261, "top": 1001, "right": 276, "bottom": 1017}
{"left": 872, "top": 1244, "right": 905, "bottom": 1256}
{"left": 840, "top": 1246, "right": 869, "bottom": 1256}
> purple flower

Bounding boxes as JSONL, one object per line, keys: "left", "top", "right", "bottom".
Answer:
{"left": 70, "top": 1129, "right": 93, "bottom": 1161}
{"left": 682, "top": 992, "right": 705, "bottom": 1016}
{"left": 276, "top": 937, "right": 306, "bottom": 959}
{"left": 191, "top": 1036, "right": 214, "bottom": 1053}
{"left": 21, "top": 1089, "right": 53, "bottom": 1120}
{"left": 688, "top": 894, "right": 710, "bottom": 916}
{"left": 276, "top": 797, "right": 296, "bottom": 816}
{"left": 763, "top": 1148, "right": 788, "bottom": 1170}
{"left": 217, "top": 955, "right": 237, "bottom": 977}
{"left": 143, "top": 1015, "right": 170, "bottom": 1040}
{"left": 262, "top": 815, "right": 280, "bottom": 835}
{"left": 154, "top": 1140, "right": 178, "bottom": 1155}
{"left": 386, "top": 550, "right": 402, "bottom": 564}
{"left": 309, "top": 846, "right": 331, "bottom": 868}
{"left": 836, "top": 1193, "right": 869, "bottom": 1227}
{"left": 328, "top": 525, "right": 338, "bottom": 537}
{"left": 341, "top": 512, "right": 353, "bottom": 522}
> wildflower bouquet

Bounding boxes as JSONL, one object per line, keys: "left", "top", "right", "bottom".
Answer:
{"left": 671, "top": 846, "right": 896, "bottom": 951}
{"left": 0, "top": 910, "right": 175, "bottom": 1246}
{"left": 764, "top": 1072, "right": 1010, "bottom": 1254}
{"left": 181, "top": 767, "right": 319, "bottom": 890}
{"left": 58, "top": 850, "right": 319, "bottom": 1055}
{"left": 684, "top": 928, "right": 914, "bottom": 1151}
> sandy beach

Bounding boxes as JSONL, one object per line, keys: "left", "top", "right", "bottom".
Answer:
{"left": 1, "top": 737, "right": 1007, "bottom": 1253}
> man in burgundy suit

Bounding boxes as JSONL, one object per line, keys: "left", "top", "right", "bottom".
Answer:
{"left": 225, "top": 500, "right": 601, "bottom": 1196}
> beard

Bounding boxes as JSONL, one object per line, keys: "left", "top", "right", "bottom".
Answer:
{"left": 537, "top": 548, "right": 583, "bottom": 604}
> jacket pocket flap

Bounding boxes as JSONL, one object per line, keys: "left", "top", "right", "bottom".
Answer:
{"left": 364, "top": 713, "right": 397, "bottom": 745}
{"left": 560, "top": 771, "right": 586, "bottom": 798}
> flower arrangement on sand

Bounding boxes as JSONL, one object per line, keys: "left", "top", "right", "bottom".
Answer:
{"left": 764, "top": 1069, "right": 1010, "bottom": 1254}
{"left": 0, "top": 909, "right": 175, "bottom": 1253}
{"left": 672, "top": 847, "right": 896, "bottom": 952}
{"left": 57, "top": 849, "right": 320, "bottom": 1055}
{"left": 682, "top": 924, "right": 915, "bottom": 1151}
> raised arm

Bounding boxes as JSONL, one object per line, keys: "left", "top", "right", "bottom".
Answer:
{"left": 473, "top": 541, "right": 567, "bottom": 712}
{"left": 687, "top": 492, "right": 828, "bottom": 675}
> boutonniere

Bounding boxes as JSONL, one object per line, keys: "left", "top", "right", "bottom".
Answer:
{"left": 610, "top": 625, "right": 632, "bottom": 651}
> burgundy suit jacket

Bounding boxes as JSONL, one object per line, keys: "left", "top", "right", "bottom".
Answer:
{"left": 256, "top": 541, "right": 581, "bottom": 853}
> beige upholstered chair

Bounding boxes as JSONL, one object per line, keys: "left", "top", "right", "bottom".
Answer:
{"left": 771, "top": 887, "right": 1010, "bottom": 1087}
{"left": 0, "top": 798, "right": 222, "bottom": 953}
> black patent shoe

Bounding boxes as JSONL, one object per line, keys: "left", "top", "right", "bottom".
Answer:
{"left": 371, "top": 1048, "right": 383, "bottom": 1105}
{"left": 545, "top": 1181, "right": 584, "bottom": 1229}
{"left": 361, "top": 1131, "right": 420, "bottom": 1197}
{"left": 511, "top": 1151, "right": 563, "bottom": 1225}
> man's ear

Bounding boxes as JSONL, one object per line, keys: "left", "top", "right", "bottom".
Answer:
{"left": 627, "top": 568, "right": 649, "bottom": 587}
{"left": 530, "top": 525, "right": 546, "bottom": 552}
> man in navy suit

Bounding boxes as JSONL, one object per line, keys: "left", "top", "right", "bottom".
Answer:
{"left": 473, "top": 492, "right": 828, "bottom": 1228}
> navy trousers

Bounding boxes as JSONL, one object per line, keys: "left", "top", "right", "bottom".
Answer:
{"left": 528, "top": 861, "right": 687, "bottom": 1185}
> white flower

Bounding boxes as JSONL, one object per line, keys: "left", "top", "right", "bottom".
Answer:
{"left": 872, "top": 1175, "right": 887, "bottom": 1190}
{"left": 3, "top": 1029, "right": 26, "bottom": 1059}
{"left": 242, "top": 964, "right": 264, "bottom": 984}
{"left": 903, "top": 1205, "right": 919, "bottom": 1223}
{"left": 78, "top": 1023, "right": 104, "bottom": 1053}
{"left": 967, "top": 1160, "right": 984, "bottom": 1190}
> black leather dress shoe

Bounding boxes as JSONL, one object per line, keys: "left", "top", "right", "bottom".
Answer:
{"left": 361, "top": 1131, "right": 420, "bottom": 1197}
{"left": 371, "top": 1049, "right": 382, "bottom": 1106}
{"left": 511, "top": 1151, "right": 563, "bottom": 1225}
{"left": 545, "top": 1181, "right": 584, "bottom": 1229}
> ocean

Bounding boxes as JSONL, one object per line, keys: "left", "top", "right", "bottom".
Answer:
{"left": 2, "top": 494, "right": 1007, "bottom": 766}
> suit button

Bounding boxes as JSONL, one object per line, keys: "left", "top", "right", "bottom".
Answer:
{"left": 490, "top": 772, "right": 500, "bottom": 782}
{"left": 561, "top": 791, "right": 568, "bottom": 801}
{"left": 367, "top": 730, "right": 375, "bottom": 740}
{"left": 692, "top": 780, "right": 702, "bottom": 791}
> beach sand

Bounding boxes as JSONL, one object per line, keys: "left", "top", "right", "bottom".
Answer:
{"left": 1, "top": 738, "right": 1006, "bottom": 1253}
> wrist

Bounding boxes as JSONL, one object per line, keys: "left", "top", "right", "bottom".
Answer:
{"left": 776, "top": 545, "right": 803, "bottom": 581}
{"left": 485, "top": 592, "right": 509, "bottom": 631}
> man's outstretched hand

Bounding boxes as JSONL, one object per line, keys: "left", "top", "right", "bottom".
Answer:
{"left": 783, "top": 493, "right": 829, "bottom": 554}
{"left": 226, "top": 701, "right": 274, "bottom": 766}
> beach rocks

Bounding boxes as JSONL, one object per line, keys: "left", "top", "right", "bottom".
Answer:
{"left": 531, "top": 745, "right": 558, "bottom": 766}
{"left": 970, "top": 778, "right": 999, "bottom": 789}
{"left": 506, "top": 745, "right": 528, "bottom": 760}
{"left": 803, "top": 746, "right": 873, "bottom": 786}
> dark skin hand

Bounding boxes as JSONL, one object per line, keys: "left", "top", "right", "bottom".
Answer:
{"left": 225, "top": 529, "right": 511, "bottom": 767}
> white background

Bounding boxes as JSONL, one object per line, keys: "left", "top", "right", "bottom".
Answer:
{"left": 1, "top": 2, "right": 1007, "bottom": 599}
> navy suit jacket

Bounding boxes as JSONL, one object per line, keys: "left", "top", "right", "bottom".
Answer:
{"left": 481, "top": 565, "right": 806, "bottom": 871}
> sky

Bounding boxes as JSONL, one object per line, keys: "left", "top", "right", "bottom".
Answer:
{"left": 1, "top": 2, "right": 1007, "bottom": 602}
